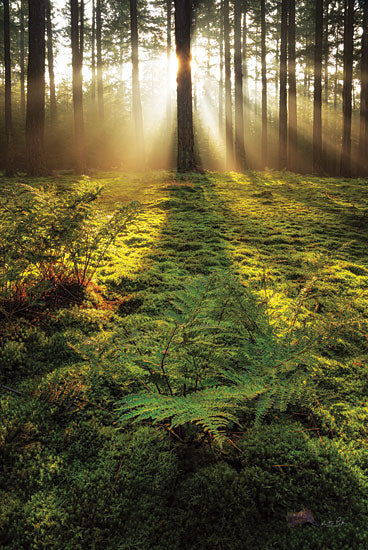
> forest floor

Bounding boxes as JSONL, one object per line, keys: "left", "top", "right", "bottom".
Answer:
{"left": 1, "top": 170, "right": 368, "bottom": 549}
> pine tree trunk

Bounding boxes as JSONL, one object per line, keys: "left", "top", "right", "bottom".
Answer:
{"left": 96, "top": 0, "right": 104, "bottom": 120}
{"left": 234, "top": 0, "right": 246, "bottom": 170}
{"left": 91, "top": 0, "right": 96, "bottom": 104}
{"left": 219, "top": 0, "right": 224, "bottom": 138}
{"left": 224, "top": 0, "right": 233, "bottom": 169}
{"left": 130, "top": 0, "right": 144, "bottom": 162}
{"left": 242, "top": 9, "right": 249, "bottom": 143}
{"left": 20, "top": 0, "right": 26, "bottom": 120}
{"left": 4, "top": 0, "right": 14, "bottom": 175}
{"left": 278, "top": 0, "right": 288, "bottom": 169}
{"left": 340, "top": 0, "right": 354, "bottom": 176}
{"left": 71, "top": 0, "right": 85, "bottom": 173}
{"left": 359, "top": 0, "right": 368, "bottom": 176}
{"left": 166, "top": 0, "right": 172, "bottom": 130}
{"left": 287, "top": 0, "right": 297, "bottom": 172}
{"left": 174, "top": 0, "right": 195, "bottom": 172}
{"left": 46, "top": 0, "right": 57, "bottom": 123}
{"left": 260, "top": 0, "right": 267, "bottom": 168}
{"left": 313, "top": 0, "right": 323, "bottom": 173}
{"left": 323, "top": 0, "right": 329, "bottom": 104}
{"left": 26, "top": 0, "right": 47, "bottom": 176}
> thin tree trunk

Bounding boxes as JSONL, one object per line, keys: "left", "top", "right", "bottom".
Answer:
{"left": 313, "top": 0, "right": 323, "bottom": 173}
{"left": 20, "top": 0, "right": 26, "bottom": 120}
{"left": 91, "top": 0, "right": 96, "bottom": 104}
{"left": 359, "top": 0, "right": 368, "bottom": 176}
{"left": 224, "top": 0, "right": 233, "bottom": 169}
{"left": 288, "top": 0, "right": 297, "bottom": 172}
{"left": 4, "top": 0, "right": 14, "bottom": 175}
{"left": 340, "top": 0, "right": 354, "bottom": 176}
{"left": 166, "top": 0, "right": 172, "bottom": 130}
{"left": 219, "top": 0, "right": 224, "bottom": 138}
{"left": 260, "top": 0, "right": 267, "bottom": 168}
{"left": 278, "top": 0, "right": 288, "bottom": 170}
{"left": 71, "top": 0, "right": 85, "bottom": 173}
{"left": 174, "top": 0, "right": 195, "bottom": 172}
{"left": 46, "top": 0, "right": 57, "bottom": 123}
{"left": 234, "top": 0, "right": 246, "bottom": 170}
{"left": 26, "top": 0, "right": 47, "bottom": 176}
{"left": 323, "top": 0, "right": 329, "bottom": 104}
{"left": 242, "top": 9, "right": 249, "bottom": 147}
{"left": 130, "top": 0, "right": 144, "bottom": 162}
{"left": 96, "top": 0, "right": 104, "bottom": 120}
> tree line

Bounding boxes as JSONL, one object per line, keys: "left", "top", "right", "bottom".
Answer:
{"left": 1, "top": 0, "right": 368, "bottom": 176}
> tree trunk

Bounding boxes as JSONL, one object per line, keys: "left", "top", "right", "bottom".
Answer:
{"left": 174, "top": 0, "right": 195, "bottom": 172}
{"left": 323, "top": 0, "right": 329, "bottom": 104}
{"left": 234, "top": 0, "right": 246, "bottom": 170}
{"left": 359, "top": 0, "right": 368, "bottom": 176}
{"left": 313, "top": 0, "right": 323, "bottom": 173}
{"left": 278, "top": 0, "right": 288, "bottom": 170}
{"left": 46, "top": 0, "right": 57, "bottom": 123}
{"left": 287, "top": 0, "right": 297, "bottom": 172}
{"left": 91, "top": 0, "right": 96, "bottom": 104}
{"left": 242, "top": 9, "right": 249, "bottom": 146}
{"left": 166, "top": 0, "right": 172, "bottom": 130}
{"left": 130, "top": 0, "right": 145, "bottom": 162}
{"left": 26, "top": 0, "right": 47, "bottom": 176}
{"left": 219, "top": 0, "right": 224, "bottom": 138}
{"left": 71, "top": 0, "right": 85, "bottom": 173}
{"left": 20, "top": 0, "right": 26, "bottom": 120}
{"left": 340, "top": 0, "right": 354, "bottom": 176}
{"left": 224, "top": 0, "right": 233, "bottom": 169}
{"left": 4, "top": 0, "right": 14, "bottom": 175}
{"left": 260, "top": 0, "right": 267, "bottom": 168}
{"left": 96, "top": 0, "right": 104, "bottom": 120}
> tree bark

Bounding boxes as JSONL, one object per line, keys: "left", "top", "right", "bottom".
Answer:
{"left": 224, "top": 0, "right": 233, "bottom": 169}
{"left": 278, "top": 0, "right": 288, "bottom": 170}
{"left": 71, "top": 0, "right": 85, "bottom": 173}
{"left": 339, "top": 0, "right": 354, "bottom": 176}
{"left": 313, "top": 0, "right": 323, "bottom": 173}
{"left": 4, "top": 0, "right": 14, "bottom": 175}
{"left": 91, "top": 0, "right": 96, "bottom": 104}
{"left": 130, "top": 0, "right": 145, "bottom": 162}
{"left": 234, "top": 0, "right": 246, "bottom": 170}
{"left": 260, "top": 0, "right": 267, "bottom": 168}
{"left": 20, "top": 0, "right": 26, "bottom": 120}
{"left": 287, "top": 0, "right": 297, "bottom": 172}
{"left": 46, "top": 0, "right": 57, "bottom": 124}
{"left": 323, "top": 0, "right": 329, "bottom": 104}
{"left": 26, "top": 0, "right": 47, "bottom": 176}
{"left": 174, "top": 0, "right": 195, "bottom": 172}
{"left": 96, "top": 0, "right": 104, "bottom": 120}
{"left": 219, "top": 0, "right": 224, "bottom": 138}
{"left": 166, "top": 0, "right": 172, "bottom": 130}
{"left": 359, "top": 0, "right": 368, "bottom": 176}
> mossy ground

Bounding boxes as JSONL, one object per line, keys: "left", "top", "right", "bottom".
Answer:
{"left": 1, "top": 170, "right": 368, "bottom": 549}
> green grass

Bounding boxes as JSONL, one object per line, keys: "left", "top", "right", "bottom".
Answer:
{"left": 1, "top": 170, "right": 368, "bottom": 549}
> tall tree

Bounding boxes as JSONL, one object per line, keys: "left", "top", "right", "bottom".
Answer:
{"left": 46, "top": 0, "right": 57, "bottom": 123}
{"left": 166, "top": 0, "right": 172, "bottom": 129}
{"left": 242, "top": 8, "right": 249, "bottom": 142}
{"left": 224, "top": 0, "right": 233, "bottom": 168}
{"left": 234, "top": 0, "right": 246, "bottom": 170}
{"left": 26, "top": 0, "right": 47, "bottom": 176}
{"left": 287, "top": 0, "right": 297, "bottom": 171}
{"left": 130, "top": 0, "right": 145, "bottom": 162}
{"left": 278, "top": 0, "right": 288, "bottom": 169}
{"left": 313, "top": 0, "right": 323, "bottom": 173}
{"left": 260, "top": 0, "right": 267, "bottom": 168}
{"left": 96, "top": 0, "right": 104, "bottom": 120}
{"left": 359, "top": 0, "right": 368, "bottom": 175}
{"left": 339, "top": 0, "right": 354, "bottom": 176}
{"left": 4, "top": 0, "right": 14, "bottom": 175}
{"left": 219, "top": 0, "right": 224, "bottom": 137}
{"left": 323, "top": 0, "right": 329, "bottom": 104}
{"left": 91, "top": 0, "right": 96, "bottom": 104}
{"left": 20, "top": 0, "right": 26, "bottom": 120}
{"left": 174, "top": 0, "right": 195, "bottom": 171}
{"left": 71, "top": 0, "right": 85, "bottom": 173}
